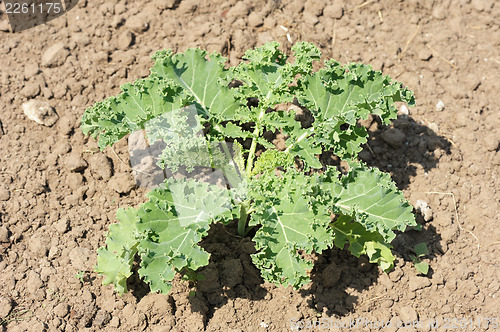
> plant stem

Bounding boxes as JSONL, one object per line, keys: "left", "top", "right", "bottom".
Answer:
{"left": 238, "top": 201, "right": 250, "bottom": 236}
{"left": 245, "top": 108, "right": 266, "bottom": 177}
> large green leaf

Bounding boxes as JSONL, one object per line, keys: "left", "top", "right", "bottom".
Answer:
{"left": 325, "top": 163, "right": 416, "bottom": 242}
{"left": 248, "top": 171, "right": 332, "bottom": 288}
{"left": 136, "top": 178, "right": 233, "bottom": 293}
{"left": 151, "top": 49, "right": 242, "bottom": 120}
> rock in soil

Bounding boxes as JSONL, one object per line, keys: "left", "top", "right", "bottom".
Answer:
{"left": 22, "top": 100, "right": 58, "bottom": 127}
{"left": 89, "top": 154, "right": 113, "bottom": 181}
{"left": 0, "top": 186, "right": 10, "bottom": 201}
{"left": 41, "top": 43, "right": 69, "bottom": 67}
{"left": 109, "top": 173, "right": 136, "bottom": 194}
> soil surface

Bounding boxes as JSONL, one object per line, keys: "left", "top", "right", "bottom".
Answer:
{"left": 1, "top": 0, "right": 499, "bottom": 331}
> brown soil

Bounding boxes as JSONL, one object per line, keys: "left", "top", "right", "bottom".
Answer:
{"left": 1, "top": 0, "right": 499, "bottom": 331}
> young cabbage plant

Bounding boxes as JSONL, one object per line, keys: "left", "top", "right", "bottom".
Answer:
{"left": 81, "top": 41, "right": 416, "bottom": 295}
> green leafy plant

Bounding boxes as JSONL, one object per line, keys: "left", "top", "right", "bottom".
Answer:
{"left": 81, "top": 41, "right": 416, "bottom": 295}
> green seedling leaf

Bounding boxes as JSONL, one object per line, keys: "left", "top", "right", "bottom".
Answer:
{"left": 410, "top": 254, "right": 430, "bottom": 275}
{"left": 414, "top": 242, "right": 430, "bottom": 257}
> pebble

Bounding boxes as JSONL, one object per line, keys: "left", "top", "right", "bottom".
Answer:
{"left": 54, "top": 217, "right": 70, "bottom": 234}
{"left": 125, "top": 14, "right": 149, "bottom": 33}
{"left": 69, "top": 247, "right": 92, "bottom": 271}
{"left": 41, "top": 43, "right": 69, "bottom": 67}
{"left": 381, "top": 128, "right": 406, "bottom": 148}
{"left": 109, "top": 173, "right": 136, "bottom": 194}
{"left": 0, "top": 186, "right": 10, "bottom": 201}
{"left": 54, "top": 303, "right": 69, "bottom": 318}
{"left": 322, "top": 262, "right": 342, "bottom": 287}
{"left": 0, "top": 226, "right": 9, "bottom": 242}
{"left": 323, "top": 4, "right": 344, "bottom": 19}
{"left": 89, "top": 154, "right": 113, "bottom": 181}
{"left": 0, "top": 296, "right": 13, "bottom": 319}
{"left": 116, "top": 30, "right": 134, "bottom": 50}
{"left": 22, "top": 100, "right": 59, "bottom": 127}
{"left": 409, "top": 276, "right": 432, "bottom": 291}
{"left": 64, "top": 153, "right": 88, "bottom": 172}
{"left": 435, "top": 100, "right": 445, "bottom": 111}
{"left": 398, "top": 104, "right": 410, "bottom": 115}
{"left": 415, "top": 200, "right": 433, "bottom": 222}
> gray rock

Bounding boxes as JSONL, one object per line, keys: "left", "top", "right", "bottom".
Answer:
{"left": 41, "top": 43, "right": 69, "bottom": 67}
{"left": 381, "top": 128, "right": 406, "bottom": 148}
{"left": 415, "top": 200, "right": 433, "bottom": 222}
{"left": 22, "top": 100, "right": 58, "bottom": 127}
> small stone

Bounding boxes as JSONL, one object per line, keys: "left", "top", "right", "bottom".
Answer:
{"left": 398, "top": 104, "right": 410, "bottom": 116}
{"left": 69, "top": 247, "right": 92, "bottom": 271}
{"left": 125, "top": 14, "right": 149, "bottom": 33}
{"left": 415, "top": 200, "right": 433, "bottom": 222}
{"left": 20, "top": 82, "right": 41, "bottom": 98}
{"left": 322, "top": 262, "right": 342, "bottom": 287}
{"left": 0, "top": 226, "right": 9, "bottom": 242}
{"left": 24, "top": 63, "right": 40, "bottom": 77}
{"left": 409, "top": 276, "right": 431, "bottom": 291}
{"left": 64, "top": 153, "right": 88, "bottom": 172}
{"left": 323, "top": 4, "right": 343, "bottom": 19}
{"left": 116, "top": 30, "right": 134, "bottom": 50}
{"left": 54, "top": 217, "right": 70, "bottom": 234}
{"left": 109, "top": 173, "right": 136, "bottom": 194}
{"left": 428, "top": 122, "right": 439, "bottom": 134}
{"left": 0, "top": 296, "right": 13, "bottom": 319}
{"left": 435, "top": 100, "right": 445, "bottom": 111}
{"left": 418, "top": 48, "right": 432, "bottom": 61}
{"left": 41, "top": 43, "right": 69, "bottom": 67}
{"left": 89, "top": 154, "right": 113, "bottom": 180}
{"left": 381, "top": 128, "right": 406, "bottom": 148}
{"left": 54, "top": 303, "right": 69, "bottom": 318}
{"left": 22, "top": 100, "right": 58, "bottom": 127}
{"left": 0, "top": 186, "right": 10, "bottom": 201}
{"left": 398, "top": 305, "right": 418, "bottom": 322}
{"left": 109, "top": 316, "right": 120, "bottom": 328}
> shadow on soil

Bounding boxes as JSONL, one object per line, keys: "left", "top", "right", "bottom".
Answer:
{"left": 123, "top": 114, "right": 450, "bottom": 319}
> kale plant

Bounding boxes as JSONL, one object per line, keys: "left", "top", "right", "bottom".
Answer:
{"left": 81, "top": 42, "right": 416, "bottom": 294}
